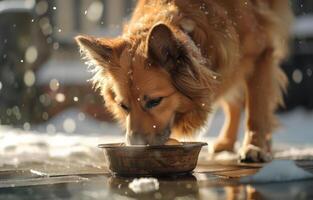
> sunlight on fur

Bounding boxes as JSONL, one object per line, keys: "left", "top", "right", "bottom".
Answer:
{"left": 76, "top": 0, "right": 293, "bottom": 162}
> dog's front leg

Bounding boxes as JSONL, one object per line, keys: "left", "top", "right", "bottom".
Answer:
{"left": 212, "top": 99, "right": 242, "bottom": 153}
{"left": 240, "top": 49, "right": 286, "bottom": 163}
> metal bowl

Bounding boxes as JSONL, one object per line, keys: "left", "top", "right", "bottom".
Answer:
{"left": 98, "top": 142, "right": 207, "bottom": 176}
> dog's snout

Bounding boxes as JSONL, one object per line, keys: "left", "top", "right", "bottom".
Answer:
{"left": 126, "top": 127, "right": 171, "bottom": 146}
{"left": 126, "top": 131, "right": 147, "bottom": 145}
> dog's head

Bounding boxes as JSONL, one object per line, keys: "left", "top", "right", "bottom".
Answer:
{"left": 76, "top": 23, "right": 217, "bottom": 145}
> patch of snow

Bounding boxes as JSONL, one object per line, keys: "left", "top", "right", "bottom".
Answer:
{"left": 201, "top": 108, "right": 313, "bottom": 147}
{"left": 0, "top": 125, "right": 123, "bottom": 167}
{"left": 1, "top": 108, "right": 313, "bottom": 168}
{"left": 240, "top": 160, "right": 313, "bottom": 183}
{"left": 128, "top": 178, "right": 159, "bottom": 193}
{"left": 275, "top": 148, "right": 313, "bottom": 160}
{"left": 30, "top": 169, "right": 49, "bottom": 177}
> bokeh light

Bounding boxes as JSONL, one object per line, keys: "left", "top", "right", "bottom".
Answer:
{"left": 86, "top": 1, "right": 104, "bottom": 22}
{"left": 25, "top": 46, "right": 38, "bottom": 64}
{"left": 63, "top": 118, "right": 76, "bottom": 133}
{"left": 24, "top": 70, "right": 36, "bottom": 87}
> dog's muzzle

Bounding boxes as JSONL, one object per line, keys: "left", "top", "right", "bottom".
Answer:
{"left": 126, "top": 127, "right": 171, "bottom": 145}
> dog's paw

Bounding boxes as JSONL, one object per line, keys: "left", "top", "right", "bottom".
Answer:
{"left": 210, "top": 138, "right": 234, "bottom": 153}
{"left": 239, "top": 144, "right": 272, "bottom": 163}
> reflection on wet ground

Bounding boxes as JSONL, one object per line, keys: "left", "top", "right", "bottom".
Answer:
{"left": 0, "top": 160, "right": 313, "bottom": 200}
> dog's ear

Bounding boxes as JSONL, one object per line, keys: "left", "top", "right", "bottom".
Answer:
{"left": 146, "top": 23, "right": 183, "bottom": 69}
{"left": 147, "top": 23, "right": 218, "bottom": 107}
{"left": 75, "top": 35, "right": 124, "bottom": 67}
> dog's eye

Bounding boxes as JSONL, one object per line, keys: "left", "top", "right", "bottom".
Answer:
{"left": 119, "top": 103, "right": 129, "bottom": 112}
{"left": 145, "top": 97, "right": 163, "bottom": 109}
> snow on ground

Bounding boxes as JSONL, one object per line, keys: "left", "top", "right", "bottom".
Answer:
{"left": 0, "top": 125, "right": 122, "bottom": 167}
{"left": 240, "top": 160, "right": 313, "bottom": 183}
{"left": 0, "top": 107, "right": 313, "bottom": 182}
{"left": 203, "top": 107, "right": 313, "bottom": 148}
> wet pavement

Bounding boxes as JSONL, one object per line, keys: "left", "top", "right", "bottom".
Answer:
{"left": 1, "top": 158, "right": 313, "bottom": 200}
{"left": 1, "top": 125, "right": 313, "bottom": 200}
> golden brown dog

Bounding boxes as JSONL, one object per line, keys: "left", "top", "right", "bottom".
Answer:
{"left": 76, "top": 0, "right": 293, "bottom": 162}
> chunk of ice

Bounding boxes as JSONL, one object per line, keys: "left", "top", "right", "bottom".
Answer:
{"left": 128, "top": 178, "right": 159, "bottom": 193}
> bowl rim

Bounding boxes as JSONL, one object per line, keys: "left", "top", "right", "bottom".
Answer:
{"left": 98, "top": 142, "right": 207, "bottom": 149}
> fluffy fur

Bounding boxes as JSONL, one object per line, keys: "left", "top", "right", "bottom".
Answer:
{"left": 76, "top": 0, "right": 293, "bottom": 162}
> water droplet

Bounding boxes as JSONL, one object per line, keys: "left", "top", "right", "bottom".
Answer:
{"left": 35, "top": 1, "right": 48, "bottom": 15}
{"left": 53, "top": 42, "right": 59, "bottom": 50}
{"left": 86, "top": 1, "right": 104, "bottom": 22}
{"left": 24, "top": 70, "right": 36, "bottom": 87}
{"left": 12, "top": 106, "right": 20, "bottom": 117}
{"left": 39, "top": 94, "right": 51, "bottom": 106}
{"left": 46, "top": 124, "right": 56, "bottom": 133}
{"left": 63, "top": 118, "right": 76, "bottom": 133}
{"left": 42, "top": 112, "right": 49, "bottom": 120}
{"left": 39, "top": 17, "right": 53, "bottom": 36}
{"left": 25, "top": 46, "right": 38, "bottom": 63}
{"left": 78, "top": 112, "right": 85, "bottom": 121}
{"left": 55, "top": 93, "right": 65, "bottom": 102}
{"left": 49, "top": 79, "right": 59, "bottom": 91}
{"left": 6, "top": 108, "right": 12, "bottom": 116}
{"left": 292, "top": 69, "right": 303, "bottom": 84}
{"left": 23, "top": 122, "right": 31, "bottom": 130}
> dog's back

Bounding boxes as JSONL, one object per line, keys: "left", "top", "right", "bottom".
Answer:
{"left": 76, "top": 0, "right": 293, "bottom": 161}
{"left": 124, "top": 0, "right": 293, "bottom": 161}
{"left": 127, "top": 0, "right": 293, "bottom": 66}
{"left": 127, "top": 0, "right": 292, "bottom": 99}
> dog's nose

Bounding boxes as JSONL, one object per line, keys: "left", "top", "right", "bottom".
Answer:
{"left": 126, "top": 132, "right": 147, "bottom": 145}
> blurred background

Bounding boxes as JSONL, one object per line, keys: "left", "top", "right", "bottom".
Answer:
{"left": 0, "top": 0, "right": 312, "bottom": 136}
